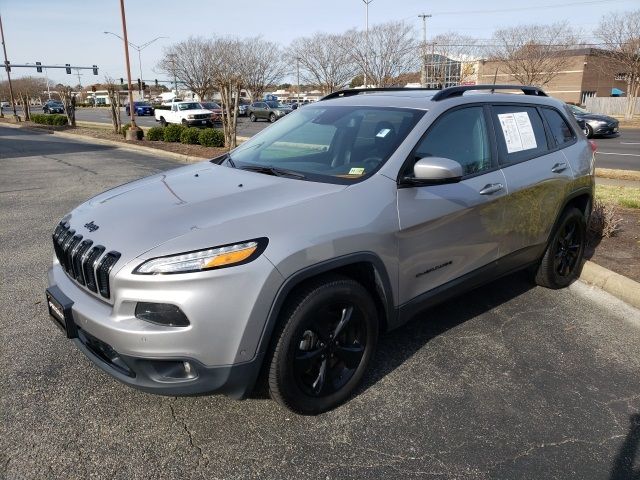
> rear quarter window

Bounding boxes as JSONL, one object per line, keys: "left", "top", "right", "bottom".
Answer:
{"left": 541, "top": 107, "right": 576, "bottom": 148}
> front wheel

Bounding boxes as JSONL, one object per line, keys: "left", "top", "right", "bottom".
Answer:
{"left": 249, "top": 113, "right": 256, "bottom": 122}
{"left": 159, "top": 117, "right": 167, "bottom": 127}
{"left": 269, "top": 113, "right": 276, "bottom": 123}
{"left": 535, "top": 207, "right": 586, "bottom": 289}
{"left": 584, "top": 124, "right": 593, "bottom": 138}
{"left": 268, "top": 275, "right": 378, "bottom": 415}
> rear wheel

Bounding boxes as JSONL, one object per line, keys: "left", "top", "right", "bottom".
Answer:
{"left": 535, "top": 207, "right": 586, "bottom": 289}
{"left": 250, "top": 113, "right": 256, "bottom": 122}
{"left": 268, "top": 275, "right": 378, "bottom": 415}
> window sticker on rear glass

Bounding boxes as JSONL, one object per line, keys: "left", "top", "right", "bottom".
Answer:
{"left": 376, "top": 128, "right": 391, "bottom": 138}
{"left": 497, "top": 112, "right": 537, "bottom": 153}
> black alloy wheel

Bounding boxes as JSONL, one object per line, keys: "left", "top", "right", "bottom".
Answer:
{"left": 268, "top": 275, "right": 378, "bottom": 415}
{"left": 584, "top": 124, "right": 593, "bottom": 138}
{"left": 535, "top": 207, "right": 586, "bottom": 289}
{"left": 269, "top": 113, "right": 276, "bottom": 123}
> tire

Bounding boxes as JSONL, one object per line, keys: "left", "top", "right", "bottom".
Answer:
{"left": 535, "top": 207, "right": 586, "bottom": 289}
{"left": 181, "top": 119, "right": 188, "bottom": 126}
{"left": 269, "top": 113, "right": 276, "bottom": 123}
{"left": 268, "top": 275, "right": 379, "bottom": 415}
{"left": 584, "top": 124, "right": 593, "bottom": 138}
{"left": 159, "top": 117, "right": 167, "bottom": 127}
{"left": 250, "top": 113, "right": 256, "bottom": 122}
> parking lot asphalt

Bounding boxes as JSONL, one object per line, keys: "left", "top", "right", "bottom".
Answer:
{"left": 594, "top": 128, "right": 640, "bottom": 171}
{"left": 1, "top": 125, "right": 640, "bottom": 480}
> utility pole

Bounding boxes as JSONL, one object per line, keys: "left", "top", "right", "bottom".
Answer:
{"left": 0, "top": 12, "right": 19, "bottom": 120}
{"left": 418, "top": 14, "right": 432, "bottom": 88}
{"left": 362, "top": 0, "right": 372, "bottom": 88}
{"left": 168, "top": 53, "right": 178, "bottom": 99}
{"left": 118, "top": 0, "right": 138, "bottom": 137}
{"left": 296, "top": 57, "right": 300, "bottom": 105}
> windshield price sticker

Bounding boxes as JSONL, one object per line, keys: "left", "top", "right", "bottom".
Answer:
{"left": 497, "top": 112, "right": 537, "bottom": 153}
{"left": 348, "top": 167, "right": 365, "bottom": 175}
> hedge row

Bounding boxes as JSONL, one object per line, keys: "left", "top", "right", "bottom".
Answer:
{"left": 146, "top": 125, "right": 225, "bottom": 147}
{"left": 31, "top": 113, "right": 67, "bottom": 126}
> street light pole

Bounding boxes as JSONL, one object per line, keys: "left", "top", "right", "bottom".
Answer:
{"left": 0, "top": 12, "right": 19, "bottom": 120}
{"left": 362, "top": 0, "right": 372, "bottom": 88}
{"left": 296, "top": 57, "right": 300, "bottom": 105}
{"left": 118, "top": 0, "right": 138, "bottom": 134}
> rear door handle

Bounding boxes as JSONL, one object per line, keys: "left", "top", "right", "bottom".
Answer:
{"left": 551, "top": 162, "right": 568, "bottom": 173}
{"left": 479, "top": 183, "right": 504, "bottom": 195}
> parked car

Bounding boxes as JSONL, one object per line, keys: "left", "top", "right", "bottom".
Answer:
{"left": 248, "top": 100, "right": 292, "bottom": 122}
{"left": 43, "top": 101, "right": 64, "bottom": 114}
{"left": 238, "top": 103, "right": 248, "bottom": 116}
{"left": 46, "top": 85, "right": 594, "bottom": 415}
{"left": 566, "top": 104, "right": 619, "bottom": 138}
{"left": 154, "top": 101, "right": 214, "bottom": 126}
{"left": 126, "top": 101, "right": 155, "bottom": 116}
{"left": 199, "top": 102, "right": 223, "bottom": 122}
{"left": 1, "top": 100, "right": 9, "bottom": 108}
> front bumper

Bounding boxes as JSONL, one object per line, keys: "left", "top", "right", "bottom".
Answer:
{"left": 590, "top": 122, "right": 619, "bottom": 135}
{"left": 185, "top": 118, "right": 212, "bottom": 126}
{"left": 46, "top": 253, "right": 284, "bottom": 396}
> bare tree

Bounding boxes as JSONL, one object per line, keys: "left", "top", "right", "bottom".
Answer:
{"left": 208, "top": 37, "right": 243, "bottom": 149}
{"left": 288, "top": 33, "right": 356, "bottom": 94}
{"left": 595, "top": 10, "right": 640, "bottom": 120}
{"left": 241, "top": 37, "right": 287, "bottom": 102}
{"left": 157, "top": 37, "right": 216, "bottom": 100}
{"left": 57, "top": 85, "right": 76, "bottom": 127}
{"left": 489, "top": 22, "right": 581, "bottom": 86}
{"left": 12, "top": 77, "right": 46, "bottom": 121}
{"left": 104, "top": 76, "right": 122, "bottom": 134}
{"left": 344, "top": 21, "right": 418, "bottom": 87}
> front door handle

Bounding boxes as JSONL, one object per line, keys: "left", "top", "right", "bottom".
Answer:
{"left": 479, "top": 183, "right": 504, "bottom": 195}
{"left": 551, "top": 162, "right": 568, "bottom": 173}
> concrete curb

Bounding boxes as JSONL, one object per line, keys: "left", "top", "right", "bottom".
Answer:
{"left": 579, "top": 260, "right": 640, "bottom": 310}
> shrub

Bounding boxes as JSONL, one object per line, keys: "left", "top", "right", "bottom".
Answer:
{"left": 181, "top": 127, "right": 201, "bottom": 145}
{"left": 31, "top": 113, "right": 67, "bottom": 126}
{"left": 198, "top": 128, "right": 225, "bottom": 147}
{"left": 163, "top": 124, "right": 185, "bottom": 142}
{"left": 588, "top": 199, "right": 622, "bottom": 242}
{"left": 146, "top": 126, "right": 164, "bottom": 141}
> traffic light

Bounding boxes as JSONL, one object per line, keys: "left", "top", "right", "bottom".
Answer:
{"left": 4, "top": 60, "right": 10, "bottom": 72}
{"left": 120, "top": 78, "right": 124, "bottom": 85}
{"left": 65, "top": 63, "right": 71, "bottom": 74}
{"left": 141, "top": 82, "right": 146, "bottom": 90}
{"left": 36, "top": 62, "right": 42, "bottom": 73}
{"left": 91, "top": 86, "right": 96, "bottom": 92}
{"left": 92, "top": 65, "right": 98, "bottom": 75}
{"left": 137, "top": 78, "right": 141, "bottom": 90}
{"left": 154, "top": 79, "right": 158, "bottom": 87}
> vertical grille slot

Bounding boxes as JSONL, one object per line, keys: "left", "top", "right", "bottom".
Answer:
{"left": 96, "top": 252, "right": 121, "bottom": 299}
{"left": 59, "top": 230, "right": 77, "bottom": 271}
{"left": 72, "top": 240, "right": 93, "bottom": 285}
{"left": 65, "top": 234, "right": 83, "bottom": 276}
{"left": 83, "top": 246, "right": 105, "bottom": 293}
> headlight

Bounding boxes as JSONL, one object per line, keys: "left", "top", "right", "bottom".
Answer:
{"left": 187, "top": 114, "right": 195, "bottom": 119}
{"left": 134, "top": 238, "right": 268, "bottom": 274}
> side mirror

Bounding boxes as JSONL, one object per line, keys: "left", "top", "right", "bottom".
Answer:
{"left": 410, "top": 157, "right": 463, "bottom": 185}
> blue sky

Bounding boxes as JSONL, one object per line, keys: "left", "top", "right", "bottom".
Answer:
{"left": 0, "top": 0, "right": 637, "bottom": 85}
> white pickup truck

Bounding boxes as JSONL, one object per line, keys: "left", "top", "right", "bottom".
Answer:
{"left": 154, "top": 101, "right": 214, "bottom": 127}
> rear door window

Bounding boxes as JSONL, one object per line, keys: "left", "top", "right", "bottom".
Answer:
{"left": 491, "top": 105, "right": 549, "bottom": 165}
{"left": 541, "top": 108, "right": 576, "bottom": 147}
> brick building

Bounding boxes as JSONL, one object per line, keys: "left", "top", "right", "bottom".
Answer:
{"left": 477, "top": 48, "right": 628, "bottom": 104}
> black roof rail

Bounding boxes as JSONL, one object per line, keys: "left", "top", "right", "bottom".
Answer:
{"left": 320, "top": 87, "right": 436, "bottom": 101}
{"left": 431, "top": 84, "right": 547, "bottom": 101}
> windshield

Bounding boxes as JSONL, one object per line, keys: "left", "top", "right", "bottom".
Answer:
{"left": 135, "top": 102, "right": 150, "bottom": 106}
{"left": 568, "top": 104, "right": 589, "bottom": 114}
{"left": 201, "top": 102, "right": 220, "bottom": 109}
{"left": 266, "top": 101, "right": 284, "bottom": 108}
{"left": 178, "top": 102, "right": 201, "bottom": 110}
{"left": 229, "top": 105, "right": 424, "bottom": 184}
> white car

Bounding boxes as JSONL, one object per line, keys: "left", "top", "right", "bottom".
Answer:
{"left": 1, "top": 101, "right": 10, "bottom": 108}
{"left": 154, "top": 101, "right": 214, "bottom": 127}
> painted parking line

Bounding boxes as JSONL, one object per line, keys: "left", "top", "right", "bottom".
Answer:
{"left": 620, "top": 142, "right": 640, "bottom": 145}
{"left": 596, "top": 152, "right": 640, "bottom": 157}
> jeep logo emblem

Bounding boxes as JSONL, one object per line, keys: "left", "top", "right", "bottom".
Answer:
{"left": 84, "top": 221, "right": 99, "bottom": 232}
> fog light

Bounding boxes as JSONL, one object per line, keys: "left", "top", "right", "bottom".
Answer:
{"left": 135, "top": 302, "right": 190, "bottom": 327}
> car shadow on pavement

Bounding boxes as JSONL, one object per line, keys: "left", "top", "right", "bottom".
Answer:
{"left": 609, "top": 413, "right": 640, "bottom": 480}
{"left": 0, "top": 130, "right": 116, "bottom": 160}
{"left": 357, "top": 270, "right": 537, "bottom": 396}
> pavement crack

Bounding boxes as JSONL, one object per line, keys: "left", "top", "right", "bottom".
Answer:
{"left": 169, "top": 398, "right": 209, "bottom": 474}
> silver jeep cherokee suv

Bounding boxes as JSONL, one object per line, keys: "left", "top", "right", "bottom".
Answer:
{"left": 46, "top": 85, "right": 594, "bottom": 414}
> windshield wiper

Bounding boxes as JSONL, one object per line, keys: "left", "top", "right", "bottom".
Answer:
{"left": 212, "top": 153, "right": 236, "bottom": 168}
{"left": 239, "top": 165, "right": 306, "bottom": 180}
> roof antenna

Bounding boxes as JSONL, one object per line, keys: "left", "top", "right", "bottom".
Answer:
{"left": 491, "top": 68, "right": 498, "bottom": 93}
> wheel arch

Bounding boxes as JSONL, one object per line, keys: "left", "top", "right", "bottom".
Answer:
{"left": 545, "top": 187, "right": 593, "bottom": 247}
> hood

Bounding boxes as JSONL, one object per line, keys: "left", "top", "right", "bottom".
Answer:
{"left": 64, "top": 162, "right": 345, "bottom": 268}
{"left": 182, "top": 109, "right": 212, "bottom": 115}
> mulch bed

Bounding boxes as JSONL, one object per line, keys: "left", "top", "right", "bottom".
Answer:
{"left": 0, "top": 118, "right": 227, "bottom": 160}
{"left": 586, "top": 208, "right": 640, "bottom": 283}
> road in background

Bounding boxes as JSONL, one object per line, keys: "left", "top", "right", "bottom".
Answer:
{"left": 2, "top": 126, "right": 640, "bottom": 479}
{"left": 595, "top": 128, "right": 640, "bottom": 171}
